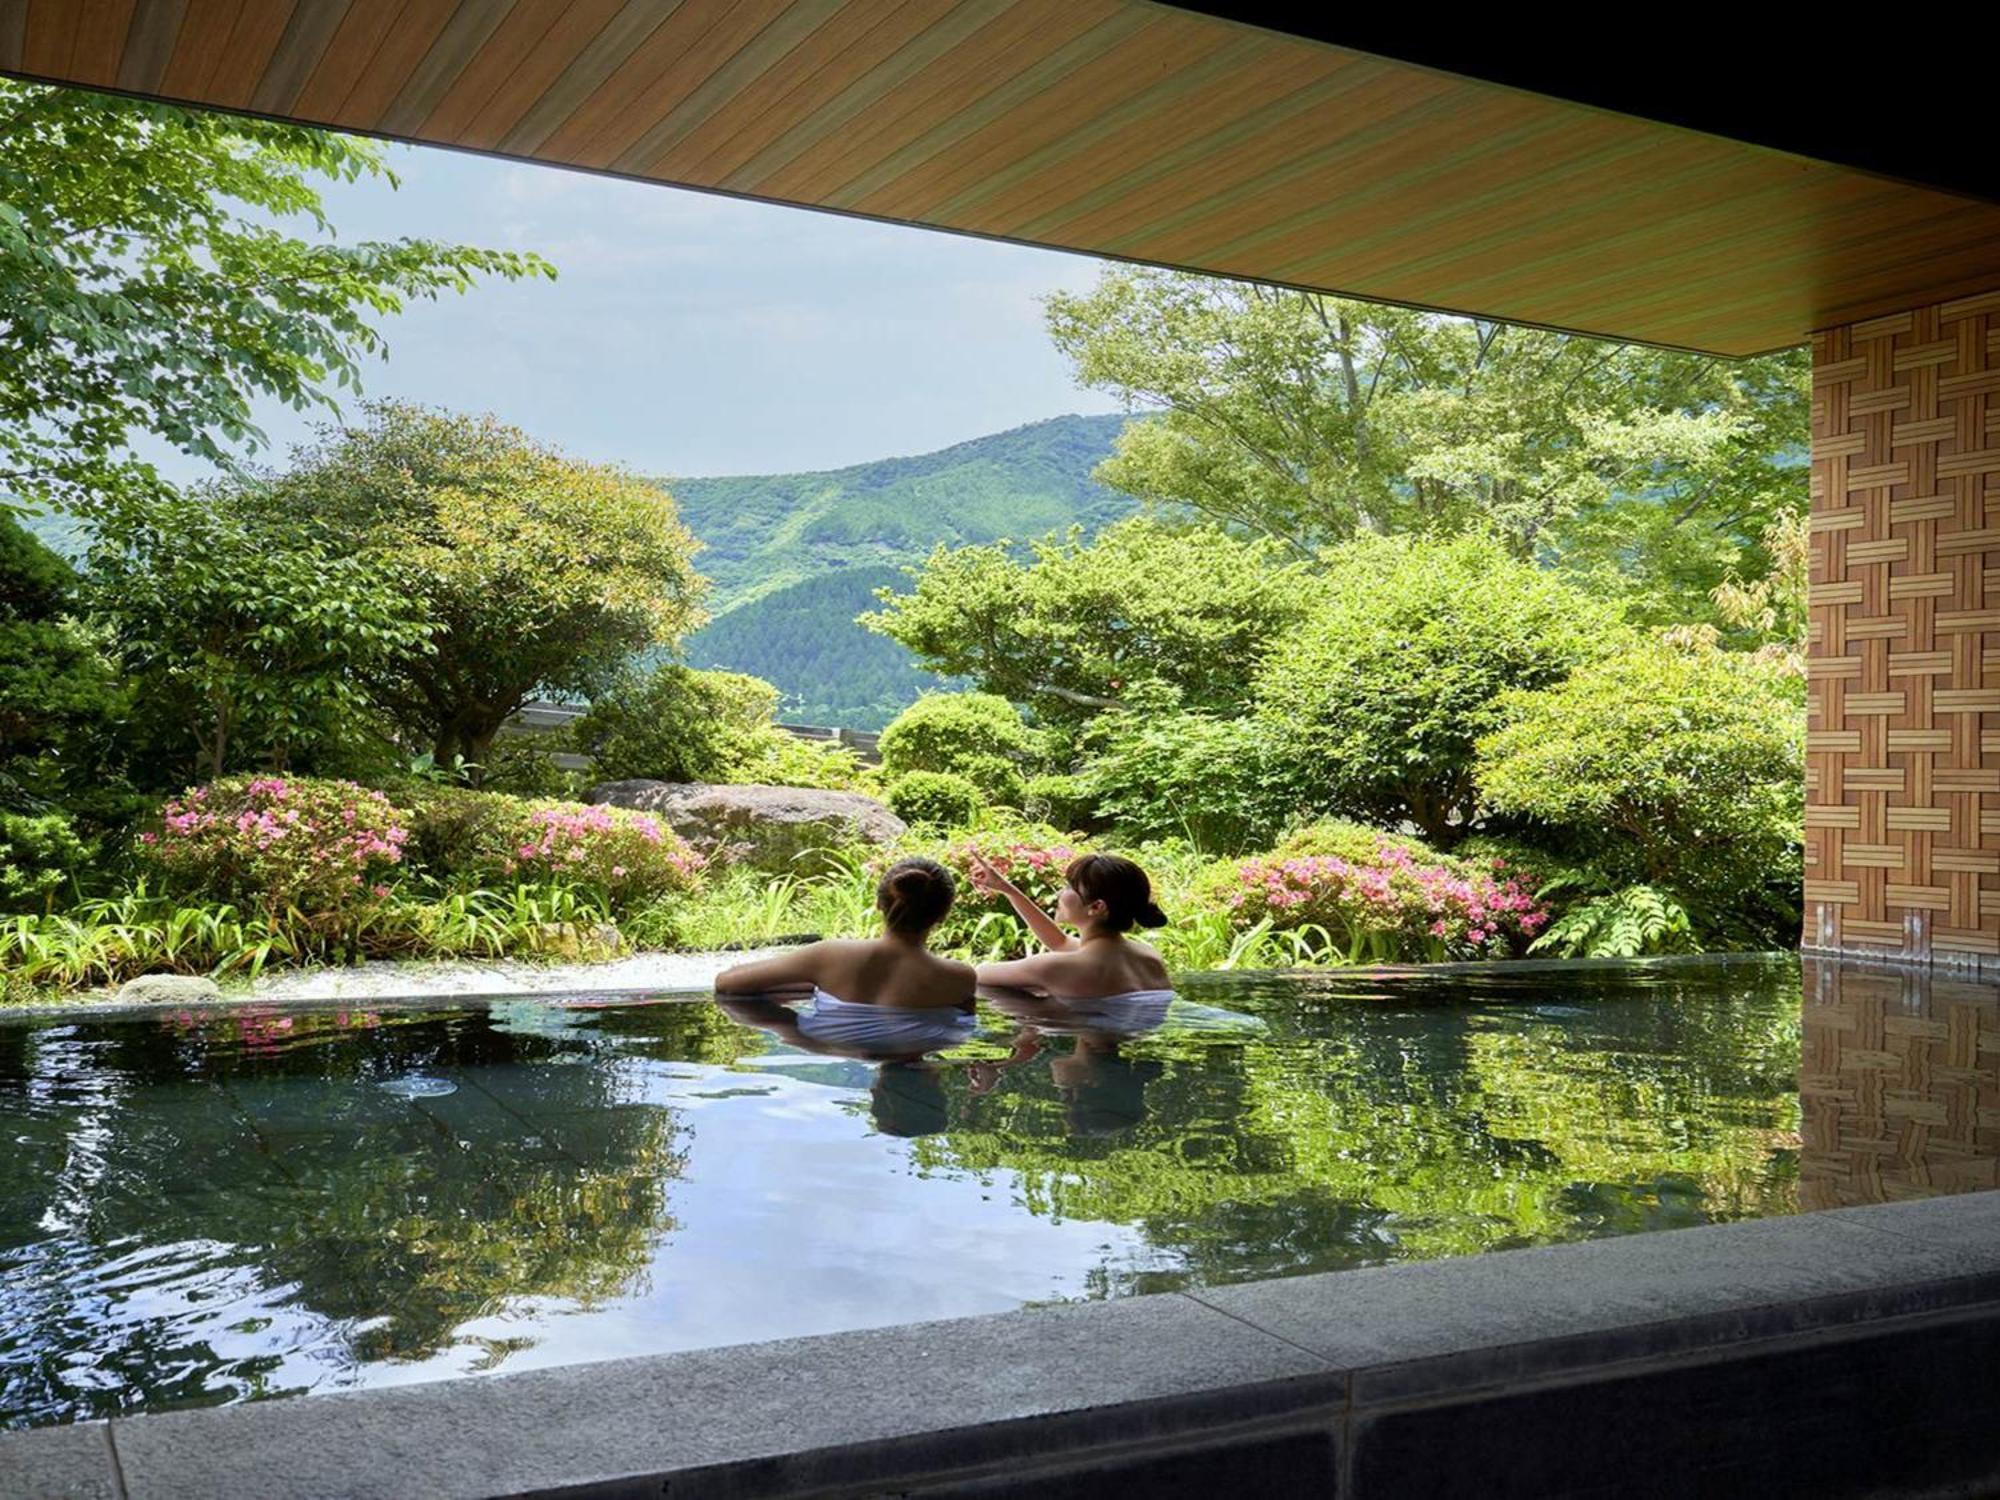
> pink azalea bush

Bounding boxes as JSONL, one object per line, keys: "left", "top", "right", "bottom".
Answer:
{"left": 139, "top": 776, "right": 408, "bottom": 918}
{"left": 1207, "top": 823, "right": 1548, "bottom": 962}
{"left": 501, "top": 801, "right": 704, "bottom": 908}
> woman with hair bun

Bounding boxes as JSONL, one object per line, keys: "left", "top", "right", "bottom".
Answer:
{"left": 715, "top": 858, "right": 976, "bottom": 1052}
{"left": 967, "top": 851, "right": 1173, "bottom": 1001}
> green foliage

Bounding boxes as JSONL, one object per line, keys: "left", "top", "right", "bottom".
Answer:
{"left": 474, "top": 734, "right": 585, "bottom": 800}
{"left": 1254, "top": 533, "right": 1622, "bottom": 843}
{"left": 88, "top": 486, "right": 428, "bottom": 782}
{"left": 0, "top": 810, "right": 88, "bottom": 913}
{"left": 865, "top": 518, "right": 1315, "bottom": 723}
{"left": 398, "top": 786, "right": 529, "bottom": 885}
{"left": 398, "top": 786, "right": 700, "bottom": 912}
{"left": 1199, "top": 825, "right": 1548, "bottom": 962}
{"left": 721, "top": 729, "right": 881, "bottom": 793}
{"left": 0, "top": 511, "right": 126, "bottom": 815}
{"left": 1045, "top": 267, "right": 1809, "bottom": 634}
{"left": 1022, "top": 771, "right": 1096, "bottom": 832}
{"left": 887, "top": 771, "right": 984, "bottom": 830}
{"left": 571, "top": 664, "right": 779, "bottom": 784}
{"left": 139, "top": 776, "right": 407, "bottom": 926}
{"left": 253, "top": 403, "right": 707, "bottom": 771}
{"left": 1475, "top": 635, "right": 1804, "bottom": 948}
{"left": 1066, "top": 709, "right": 1288, "bottom": 854}
{"left": 0, "top": 881, "right": 630, "bottom": 989}
{"left": 0, "top": 79, "right": 548, "bottom": 519}
{"left": 878, "top": 692, "right": 1043, "bottom": 804}
{"left": 502, "top": 802, "right": 704, "bottom": 911}
{"left": 1529, "top": 884, "right": 1698, "bottom": 959}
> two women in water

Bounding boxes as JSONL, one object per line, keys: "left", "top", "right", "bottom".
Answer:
{"left": 713, "top": 848, "right": 1173, "bottom": 1137}
{"left": 713, "top": 848, "right": 1171, "bottom": 1006}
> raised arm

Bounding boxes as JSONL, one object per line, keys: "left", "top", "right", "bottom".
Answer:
{"left": 968, "top": 851, "right": 1077, "bottom": 953}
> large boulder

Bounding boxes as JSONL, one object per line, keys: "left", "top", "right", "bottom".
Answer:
{"left": 114, "top": 973, "right": 223, "bottom": 1005}
{"left": 586, "top": 781, "right": 906, "bottom": 873}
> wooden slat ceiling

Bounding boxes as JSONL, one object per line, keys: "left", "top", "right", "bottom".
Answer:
{"left": 4, "top": 0, "right": 1998, "bottom": 356}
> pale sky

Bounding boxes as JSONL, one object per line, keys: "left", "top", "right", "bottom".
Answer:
{"left": 164, "top": 139, "right": 1126, "bottom": 484}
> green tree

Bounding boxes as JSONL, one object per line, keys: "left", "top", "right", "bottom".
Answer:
{"left": 1254, "top": 533, "right": 1623, "bottom": 843}
{"left": 258, "top": 404, "right": 708, "bottom": 774}
{"left": 87, "top": 487, "right": 430, "bottom": 782}
{"left": 1067, "top": 708, "right": 1286, "bottom": 855}
{"left": 864, "top": 518, "right": 1314, "bottom": 723}
{"left": 0, "top": 80, "right": 548, "bottom": 519}
{"left": 0, "top": 512, "right": 122, "bottom": 807}
{"left": 572, "top": 665, "right": 780, "bottom": 784}
{"left": 1046, "top": 268, "right": 1808, "bottom": 626}
{"left": 1475, "top": 634, "right": 1805, "bottom": 948}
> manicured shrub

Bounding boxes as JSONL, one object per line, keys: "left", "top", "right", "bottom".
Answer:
{"left": 402, "top": 786, "right": 702, "bottom": 910}
{"left": 502, "top": 801, "right": 703, "bottom": 909}
{"left": 1253, "top": 533, "right": 1623, "bottom": 843}
{"left": 1023, "top": 771, "right": 1097, "bottom": 833}
{"left": 399, "top": 786, "right": 527, "bottom": 884}
{"left": 138, "top": 776, "right": 408, "bottom": 919}
{"left": 1474, "top": 634, "right": 1803, "bottom": 949}
{"left": 1205, "top": 826, "right": 1547, "bottom": 962}
{"left": 0, "top": 810, "right": 90, "bottom": 913}
{"left": 878, "top": 692, "right": 1041, "bottom": 805}
{"left": 887, "top": 771, "right": 983, "bottom": 830}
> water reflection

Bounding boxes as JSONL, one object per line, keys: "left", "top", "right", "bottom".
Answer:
{"left": 717, "top": 994, "right": 973, "bottom": 1138}
{"left": 3, "top": 956, "right": 1995, "bottom": 1430}
{"left": 1800, "top": 958, "right": 2000, "bottom": 1207}
{"left": 973, "top": 987, "right": 1178, "bottom": 1136}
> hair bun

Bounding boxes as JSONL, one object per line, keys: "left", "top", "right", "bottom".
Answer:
{"left": 1138, "top": 902, "right": 1169, "bottom": 929}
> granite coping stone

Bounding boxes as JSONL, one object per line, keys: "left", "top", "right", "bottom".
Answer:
{"left": 1190, "top": 1201, "right": 2000, "bottom": 1405}
{"left": 3, "top": 1192, "right": 1998, "bottom": 1498}
{"left": 99, "top": 1293, "right": 1340, "bottom": 1500}
{"left": 0, "top": 1421, "right": 122, "bottom": 1500}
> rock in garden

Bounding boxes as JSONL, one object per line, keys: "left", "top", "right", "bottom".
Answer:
{"left": 113, "top": 973, "right": 223, "bottom": 1005}
{"left": 586, "top": 781, "right": 905, "bottom": 873}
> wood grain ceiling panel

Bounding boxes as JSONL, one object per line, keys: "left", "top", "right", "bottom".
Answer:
{"left": 2, "top": 0, "right": 1996, "bottom": 355}
{"left": 734, "top": 0, "right": 1069, "bottom": 202}
{"left": 417, "top": 0, "right": 613, "bottom": 145}
{"left": 647, "top": 0, "right": 953, "bottom": 185}
{"left": 62, "top": 0, "right": 136, "bottom": 82}
{"left": 848, "top": 8, "right": 1227, "bottom": 222}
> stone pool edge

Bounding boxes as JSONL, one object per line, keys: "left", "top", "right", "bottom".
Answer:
{"left": 6, "top": 1190, "right": 1999, "bottom": 1500}
{"left": 1, "top": 947, "right": 1796, "bottom": 1022}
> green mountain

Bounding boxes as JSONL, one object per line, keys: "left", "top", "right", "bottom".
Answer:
{"left": 672, "top": 413, "right": 1136, "bottom": 727}
{"left": 13, "top": 413, "right": 1140, "bottom": 732}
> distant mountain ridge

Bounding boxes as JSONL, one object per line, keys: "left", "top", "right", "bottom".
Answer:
{"left": 672, "top": 412, "right": 1137, "bottom": 726}
{"left": 12, "top": 412, "right": 1142, "bottom": 732}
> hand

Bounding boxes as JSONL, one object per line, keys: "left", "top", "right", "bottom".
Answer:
{"left": 966, "top": 849, "right": 1008, "bottom": 897}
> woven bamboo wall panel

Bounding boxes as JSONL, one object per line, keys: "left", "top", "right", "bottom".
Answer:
{"left": 1807, "top": 286, "right": 2000, "bottom": 966}
{"left": 1800, "top": 962, "right": 2000, "bottom": 1209}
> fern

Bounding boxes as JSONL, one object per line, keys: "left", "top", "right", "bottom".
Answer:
{"left": 1529, "top": 884, "right": 1696, "bottom": 959}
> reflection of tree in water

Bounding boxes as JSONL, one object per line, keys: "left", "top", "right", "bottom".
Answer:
{"left": 1, "top": 1006, "right": 692, "bottom": 1423}
{"left": 920, "top": 966, "right": 1803, "bottom": 1289}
